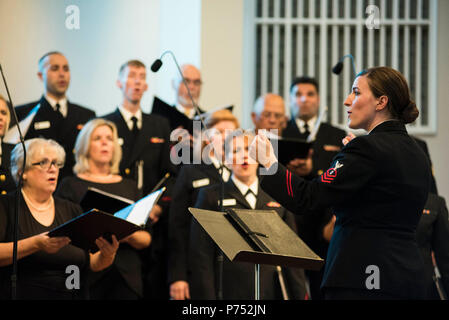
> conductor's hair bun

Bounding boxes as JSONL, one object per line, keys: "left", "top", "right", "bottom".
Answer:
{"left": 400, "top": 100, "right": 419, "bottom": 124}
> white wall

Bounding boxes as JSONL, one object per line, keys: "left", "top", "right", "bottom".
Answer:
{"left": 0, "top": 0, "right": 161, "bottom": 116}
{"left": 155, "top": 0, "right": 202, "bottom": 107}
{"left": 200, "top": 0, "right": 244, "bottom": 123}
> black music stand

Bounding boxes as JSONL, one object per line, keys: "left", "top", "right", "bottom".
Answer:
{"left": 189, "top": 207, "right": 324, "bottom": 300}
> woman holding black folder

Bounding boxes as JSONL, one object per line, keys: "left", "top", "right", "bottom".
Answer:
{"left": 0, "top": 138, "right": 118, "bottom": 300}
{"left": 250, "top": 67, "right": 431, "bottom": 299}
{"left": 56, "top": 118, "right": 151, "bottom": 299}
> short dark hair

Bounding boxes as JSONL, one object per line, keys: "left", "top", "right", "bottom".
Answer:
{"left": 38, "top": 51, "right": 64, "bottom": 65}
{"left": 290, "top": 76, "right": 319, "bottom": 93}
{"left": 119, "top": 60, "right": 146, "bottom": 76}
{"left": 38, "top": 51, "right": 65, "bottom": 72}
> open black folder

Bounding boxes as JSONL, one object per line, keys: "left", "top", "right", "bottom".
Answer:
{"left": 151, "top": 96, "right": 196, "bottom": 134}
{"left": 189, "top": 207, "right": 323, "bottom": 270}
{"left": 48, "top": 188, "right": 165, "bottom": 252}
{"left": 80, "top": 187, "right": 134, "bottom": 213}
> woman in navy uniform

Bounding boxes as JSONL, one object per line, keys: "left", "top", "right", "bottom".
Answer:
{"left": 189, "top": 131, "right": 307, "bottom": 300}
{"left": 168, "top": 109, "right": 239, "bottom": 300}
{"left": 0, "top": 95, "right": 16, "bottom": 195}
{"left": 250, "top": 67, "right": 431, "bottom": 299}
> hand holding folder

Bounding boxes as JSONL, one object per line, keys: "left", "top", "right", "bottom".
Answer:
{"left": 48, "top": 188, "right": 165, "bottom": 252}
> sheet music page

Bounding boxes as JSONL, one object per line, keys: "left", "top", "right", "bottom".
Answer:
{"left": 116, "top": 188, "right": 164, "bottom": 226}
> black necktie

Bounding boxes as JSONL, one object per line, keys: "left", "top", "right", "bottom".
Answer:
{"left": 244, "top": 189, "right": 257, "bottom": 209}
{"left": 245, "top": 189, "right": 255, "bottom": 197}
{"left": 55, "top": 103, "right": 62, "bottom": 116}
{"left": 303, "top": 121, "right": 310, "bottom": 137}
{"left": 131, "top": 116, "right": 139, "bottom": 137}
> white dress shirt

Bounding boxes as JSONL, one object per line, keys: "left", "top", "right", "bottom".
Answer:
{"left": 210, "top": 156, "right": 230, "bottom": 182}
{"left": 118, "top": 105, "right": 143, "bottom": 131}
{"left": 45, "top": 95, "right": 68, "bottom": 118}
{"left": 176, "top": 104, "right": 195, "bottom": 119}
{"left": 231, "top": 175, "right": 259, "bottom": 209}
{"left": 295, "top": 115, "right": 317, "bottom": 135}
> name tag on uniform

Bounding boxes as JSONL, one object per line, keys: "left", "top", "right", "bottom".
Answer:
{"left": 323, "top": 144, "right": 341, "bottom": 152}
{"left": 150, "top": 137, "right": 165, "bottom": 143}
{"left": 118, "top": 138, "right": 124, "bottom": 146}
{"left": 34, "top": 121, "right": 50, "bottom": 130}
{"left": 266, "top": 201, "right": 281, "bottom": 208}
{"left": 192, "top": 178, "right": 210, "bottom": 188}
{"left": 221, "top": 198, "right": 237, "bottom": 206}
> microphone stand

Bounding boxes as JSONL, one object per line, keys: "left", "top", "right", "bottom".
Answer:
{"left": 332, "top": 54, "right": 357, "bottom": 78}
{"left": 0, "top": 64, "right": 27, "bottom": 300}
{"left": 151, "top": 51, "right": 226, "bottom": 300}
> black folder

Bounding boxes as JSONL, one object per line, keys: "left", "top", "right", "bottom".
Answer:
{"left": 80, "top": 187, "right": 134, "bottom": 213}
{"left": 193, "top": 104, "right": 234, "bottom": 121}
{"left": 273, "top": 137, "right": 313, "bottom": 165}
{"left": 49, "top": 188, "right": 165, "bottom": 252}
{"left": 151, "top": 96, "right": 195, "bottom": 134}
{"left": 48, "top": 209, "right": 141, "bottom": 252}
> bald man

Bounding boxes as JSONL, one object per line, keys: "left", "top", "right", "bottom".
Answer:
{"left": 172, "top": 64, "right": 203, "bottom": 119}
{"left": 13, "top": 51, "right": 96, "bottom": 179}
{"left": 251, "top": 93, "right": 287, "bottom": 136}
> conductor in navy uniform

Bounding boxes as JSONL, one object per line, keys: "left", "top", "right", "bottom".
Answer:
{"left": 250, "top": 67, "right": 431, "bottom": 299}
{"left": 282, "top": 77, "right": 346, "bottom": 299}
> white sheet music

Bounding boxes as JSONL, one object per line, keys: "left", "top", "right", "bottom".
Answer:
{"left": 3, "top": 104, "right": 40, "bottom": 144}
{"left": 114, "top": 187, "right": 165, "bottom": 226}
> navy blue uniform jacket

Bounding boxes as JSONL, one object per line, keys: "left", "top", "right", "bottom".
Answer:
{"left": 261, "top": 120, "right": 431, "bottom": 298}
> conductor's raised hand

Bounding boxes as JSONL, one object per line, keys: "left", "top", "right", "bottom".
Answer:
{"left": 249, "top": 132, "right": 278, "bottom": 169}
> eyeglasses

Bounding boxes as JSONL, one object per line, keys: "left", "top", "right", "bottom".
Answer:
{"left": 184, "top": 78, "right": 202, "bottom": 86}
{"left": 260, "top": 111, "right": 285, "bottom": 120}
{"left": 31, "top": 159, "right": 64, "bottom": 170}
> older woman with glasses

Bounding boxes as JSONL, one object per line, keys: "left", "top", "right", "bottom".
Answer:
{"left": 56, "top": 118, "right": 151, "bottom": 300}
{"left": 0, "top": 95, "right": 16, "bottom": 194}
{"left": 0, "top": 138, "right": 119, "bottom": 300}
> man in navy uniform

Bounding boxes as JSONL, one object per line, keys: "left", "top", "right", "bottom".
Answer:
{"left": 103, "top": 59, "right": 175, "bottom": 299}
{"left": 281, "top": 77, "right": 346, "bottom": 299}
{"left": 12, "top": 52, "right": 95, "bottom": 179}
{"left": 283, "top": 76, "right": 346, "bottom": 178}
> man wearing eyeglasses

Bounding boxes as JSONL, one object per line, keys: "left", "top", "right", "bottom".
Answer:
{"left": 251, "top": 93, "right": 287, "bottom": 136}
{"left": 172, "top": 64, "right": 203, "bottom": 120}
